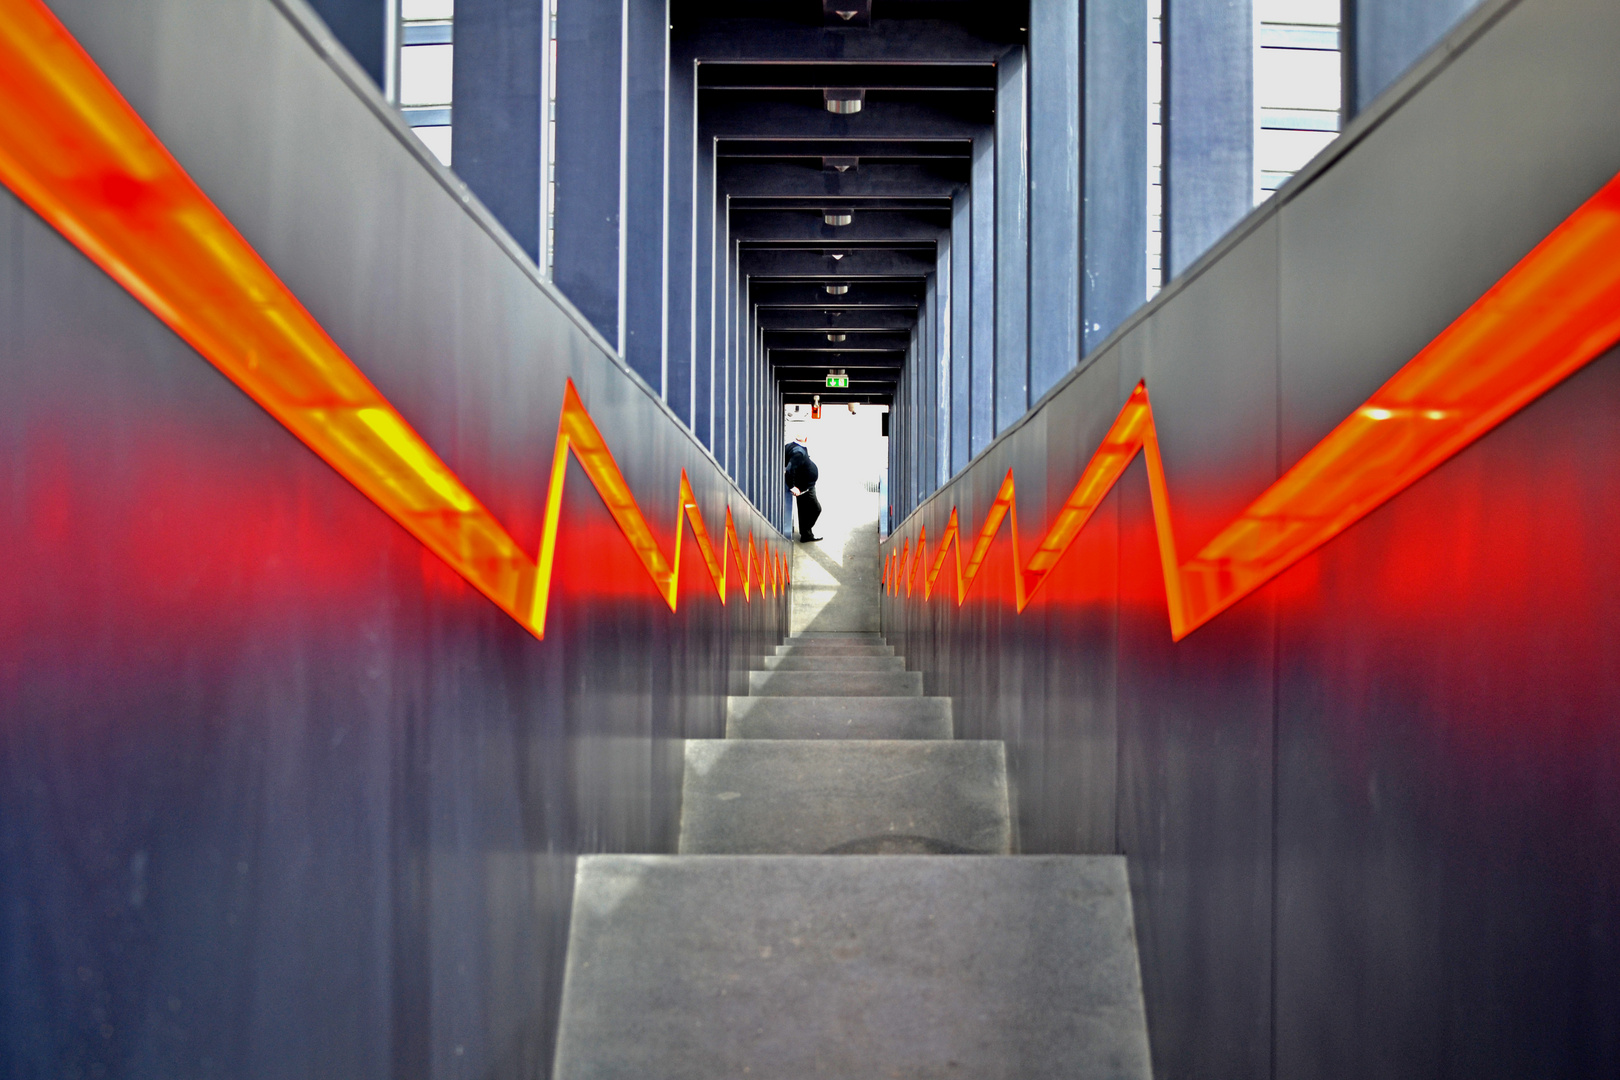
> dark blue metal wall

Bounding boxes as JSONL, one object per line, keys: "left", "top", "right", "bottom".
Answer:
{"left": 883, "top": 0, "right": 1620, "bottom": 1076}
{"left": 0, "top": 1, "right": 786, "bottom": 1077}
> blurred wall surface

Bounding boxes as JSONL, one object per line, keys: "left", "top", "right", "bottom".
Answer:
{"left": 882, "top": 0, "right": 1620, "bottom": 1077}
{"left": 0, "top": 1, "right": 786, "bottom": 1077}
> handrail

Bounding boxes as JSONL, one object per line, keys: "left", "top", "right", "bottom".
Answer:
{"left": 0, "top": 0, "right": 783, "bottom": 641}
{"left": 886, "top": 172, "right": 1620, "bottom": 640}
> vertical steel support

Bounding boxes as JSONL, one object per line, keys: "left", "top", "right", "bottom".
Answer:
{"left": 969, "top": 131, "right": 995, "bottom": 457}
{"left": 553, "top": 0, "right": 666, "bottom": 382}
{"left": 623, "top": 0, "right": 670, "bottom": 394}
{"left": 934, "top": 243, "right": 951, "bottom": 488}
{"left": 1164, "top": 0, "right": 1253, "bottom": 279}
{"left": 1346, "top": 0, "right": 1480, "bottom": 116}
{"left": 994, "top": 47, "right": 1030, "bottom": 435}
{"left": 1029, "top": 1, "right": 1081, "bottom": 401}
{"left": 950, "top": 191, "right": 972, "bottom": 474}
{"left": 553, "top": 0, "right": 627, "bottom": 346}
{"left": 1084, "top": 0, "right": 1150, "bottom": 351}
{"left": 451, "top": 0, "right": 545, "bottom": 263}
{"left": 307, "top": 0, "right": 389, "bottom": 89}
{"left": 667, "top": 43, "right": 697, "bottom": 426}
{"left": 695, "top": 139, "right": 717, "bottom": 448}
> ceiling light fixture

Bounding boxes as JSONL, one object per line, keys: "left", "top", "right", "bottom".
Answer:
{"left": 823, "top": 210, "right": 853, "bottom": 227}
{"left": 823, "top": 88, "right": 865, "bottom": 115}
{"left": 828, "top": 333, "right": 847, "bottom": 342}
{"left": 825, "top": 284, "right": 849, "bottom": 295}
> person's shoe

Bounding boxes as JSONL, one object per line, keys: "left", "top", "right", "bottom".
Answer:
{"left": 800, "top": 534, "right": 821, "bottom": 543}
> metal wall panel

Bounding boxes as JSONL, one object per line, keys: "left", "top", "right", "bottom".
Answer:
{"left": 0, "top": 3, "right": 788, "bottom": 1078}
{"left": 883, "top": 0, "right": 1620, "bottom": 1076}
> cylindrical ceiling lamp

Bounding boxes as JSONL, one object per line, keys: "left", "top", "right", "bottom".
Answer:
{"left": 823, "top": 88, "right": 865, "bottom": 114}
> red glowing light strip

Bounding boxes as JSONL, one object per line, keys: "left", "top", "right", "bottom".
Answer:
{"left": 0, "top": 0, "right": 781, "bottom": 639}
{"left": 892, "top": 173, "right": 1620, "bottom": 640}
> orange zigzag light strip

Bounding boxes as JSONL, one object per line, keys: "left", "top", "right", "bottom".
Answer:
{"left": 0, "top": 0, "right": 784, "bottom": 641}
{"left": 887, "top": 172, "right": 1620, "bottom": 640}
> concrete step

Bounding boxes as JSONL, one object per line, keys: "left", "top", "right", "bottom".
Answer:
{"left": 749, "top": 670, "right": 921, "bottom": 697}
{"left": 679, "top": 740, "right": 1010, "bottom": 855}
{"left": 758, "top": 655, "right": 905, "bottom": 672}
{"left": 788, "top": 632, "right": 887, "bottom": 642}
{"left": 725, "top": 695, "right": 952, "bottom": 740}
{"left": 553, "top": 854, "right": 1152, "bottom": 1080}
{"left": 774, "top": 642, "right": 894, "bottom": 657}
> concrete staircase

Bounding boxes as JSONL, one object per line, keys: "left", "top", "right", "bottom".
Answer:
{"left": 553, "top": 631, "right": 1153, "bottom": 1078}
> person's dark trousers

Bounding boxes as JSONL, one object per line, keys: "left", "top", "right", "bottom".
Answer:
{"left": 795, "top": 487, "right": 822, "bottom": 540}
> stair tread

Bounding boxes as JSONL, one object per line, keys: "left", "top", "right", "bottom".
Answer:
{"left": 760, "top": 655, "right": 905, "bottom": 672}
{"left": 749, "top": 670, "right": 921, "bottom": 697}
{"left": 774, "top": 643, "right": 895, "bottom": 656}
{"left": 554, "top": 854, "right": 1151, "bottom": 1080}
{"left": 725, "top": 695, "right": 951, "bottom": 740}
{"left": 679, "top": 740, "right": 1009, "bottom": 855}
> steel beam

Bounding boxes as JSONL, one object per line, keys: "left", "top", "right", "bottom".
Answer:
{"left": 764, "top": 330, "right": 911, "bottom": 349}
{"left": 718, "top": 139, "right": 973, "bottom": 161}
{"left": 740, "top": 249, "right": 937, "bottom": 278}
{"left": 750, "top": 280, "right": 923, "bottom": 306}
{"left": 677, "top": 19, "right": 1019, "bottom": 63}
{"left": 720, "top": 162, "right": 968, "bottom": 200}
{"left": 730, "top": 210, "right": 947, "bottom": 243}
{"left": 703, "top": 100, "right": 989, "bottom": 141}
{"left": 757, "top": 310, "right": 918, "bottom": 331}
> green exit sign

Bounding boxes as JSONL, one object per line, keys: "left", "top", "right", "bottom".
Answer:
{"left": 825, "top": 374, "right": 849, "bottom": 388}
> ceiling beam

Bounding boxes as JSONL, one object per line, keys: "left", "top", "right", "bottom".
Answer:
{"left": 756, "top": 310, "right": 918, "bottom": 330}
{"left": 703, "top": 100, "right": 988, "bottom": 140}
{"left": 752, "top": 280, "right": 922, "bottom": 305}
{"left": 677, "top": 19, "right": 1018, "bottom": 64}
{"left": 730, "top": 209, "right": 946, "bottom": 242}
{"left": 740, "top": 248, "right": 935, "bottom": 278}
{"left": 720, "top": 161, "right": 966, "bottom": 199}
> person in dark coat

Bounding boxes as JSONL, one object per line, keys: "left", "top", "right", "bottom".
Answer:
{"left": 784, "top": 439, "right": 822, "bottom": 542}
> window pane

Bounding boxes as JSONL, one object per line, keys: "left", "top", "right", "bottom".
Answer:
{"left": 1256, "top": 127, "right": 1338, "bottom": 175}
{"left": 1256, "top": 47, "right": 1341, "bottom": 112}
{"left": 400, "top": 43, "right": 453, "bottom": 106}
{"left": 402, "top": 0, "right": 454, "bottom": 20}
{"left": 413, "top": 125, "right": 452, "bottom": 167}
{"left": 1255, "top": 0, "right": 1338, "bottom": 25}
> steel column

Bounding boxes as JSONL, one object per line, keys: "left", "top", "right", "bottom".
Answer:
{"left": 306, "top": 0, "right": 388, "bottom": 89}
{"left": 1348, "top": 0, "right": 1481, "bottom": 116}
{"left": 950, "top": 190, "right": 972, "bottom": 473}
{"left": 1084, "top": 0, "right": 1150, "bottom": 351}
{"left": 1029, "top": 0, "right": 1082, "bottom": 400}
{"left": 623, "top": 0, "right": 669, "bottom": 391}
{"left": 451, "top": 0, "right": 545, "bottom": 262}
{"left": 1164, "top": 0, "right": 1254, "bottom": 278}
{"left": 970, "top": 130, "right": 995, "bottom": 456}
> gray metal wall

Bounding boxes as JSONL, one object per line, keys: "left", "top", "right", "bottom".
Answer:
{"left": 883, "top": 0, "right": 1620, "bottom": 1075}
{"left": 0, "top": 1, "right": 786, "bottom": 1077}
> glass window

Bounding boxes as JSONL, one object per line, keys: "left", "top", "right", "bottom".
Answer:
{"left": 1254, "top": 0, "right": 1342, "bottom": 202}
{"left": 394, "top": 0, "right": 454, "bottom": 166}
